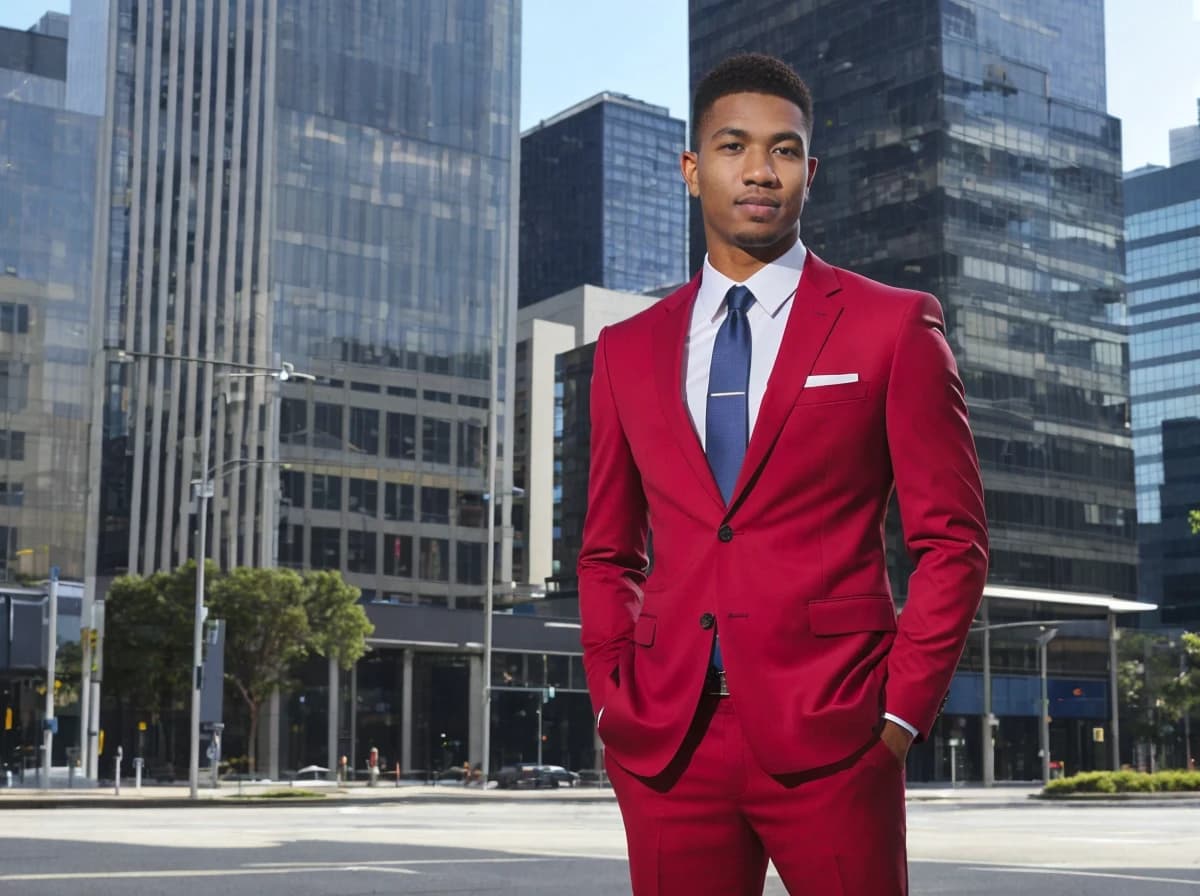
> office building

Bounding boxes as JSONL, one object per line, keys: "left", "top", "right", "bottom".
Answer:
{"left": 0, "top": 20, "right": 99, "bottom": 770}
{"left": 688, "top": 0, "right": 1136, "bottom": 778}
{"left": 63, "top": 0, "right": 593, "bottom": 778}
{"left": 520, "top": 93, "right": 687, "bottom": 306}
{"left": 1169, "top": 100, "right": 1200, "bottom": 166}
{"left": 513, "top": 286, "right": 657, "bottom": 588}
{"left": 1125, "top": 158, "right": 1200, "bottom": 628}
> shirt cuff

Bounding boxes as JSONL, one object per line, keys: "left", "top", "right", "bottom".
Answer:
{"left": 883, "top": 713, "right": 919, "bottom": 739}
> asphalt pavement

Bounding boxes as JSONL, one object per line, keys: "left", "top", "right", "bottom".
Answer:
{"left": 0, "top": 791, "right": 1197, "bottom": 894}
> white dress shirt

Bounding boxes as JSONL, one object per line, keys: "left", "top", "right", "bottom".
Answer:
{"left": 683, "top": 237, "right": 919, "bottom": 741}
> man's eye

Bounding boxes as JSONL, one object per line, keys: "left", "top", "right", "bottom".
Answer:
{"left": 775, "top": 146, "right": 799, "bottom": 157}
{"left": 720, "top": 142, "right": 743, "bottom": 151}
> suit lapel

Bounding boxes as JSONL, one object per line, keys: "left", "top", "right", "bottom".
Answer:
{"left": 652, "top": 272, "right": 727, "bottom": 513}
{"left": 727, "top": 252, "right": 845, "bottom": 513}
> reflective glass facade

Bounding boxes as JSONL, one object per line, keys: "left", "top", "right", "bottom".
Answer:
{"left": 1126, "top": 159, "right": 1200, "bottom": 626}
{"left": 520, "top": 94, "right": 687, "bottom": 305}
{"left": 690, "top": 0, "right": 1135, "bottom": 600}
{"left": 271, "top": 0, "right": 518, "bottom": 610}
{"left": 0, "top": 33, "right": 99, "bottom": 583}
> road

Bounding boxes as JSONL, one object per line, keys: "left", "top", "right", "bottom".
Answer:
{"left": 0, "top": 798, "right": 1198, "bottom": 894}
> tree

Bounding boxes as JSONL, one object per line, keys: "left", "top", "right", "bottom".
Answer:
{"left": 103, "top": 564, "right": 200, "bottom": 763}
{"left": 302, "top": 570, "right": 373, "bottom": 669}
{"left": 208, "top": 567, "right": 310, "bottom": 773}
{"left": 1189, "top": 509, "right": 1199, "bottom": 536}
{"left": 1119, "top": 629, "right": 1199, "bottom": 771}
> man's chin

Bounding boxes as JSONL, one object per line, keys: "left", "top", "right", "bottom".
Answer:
{"left": 732, "top": 228, "right": 796, "bottom": 252}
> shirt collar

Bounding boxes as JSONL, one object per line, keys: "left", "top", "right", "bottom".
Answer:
{"left": 697, "top": 238, "right": 808, "bottom": 323}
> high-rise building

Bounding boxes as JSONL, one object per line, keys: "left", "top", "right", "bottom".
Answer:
{"left": 1125, "top": 158, "right": 1200, "bottom": 627}
{"left": 688, "top": 0, "right": 1137, "bottom": 781}
{"left": 519, "top": 93, "right": 687, "bottom": 306}
{"left": 0, "top": 24, "right": 98, "bottom": 585}
{"left": 1169, "top": 100, "right": 1200, "bottom": 166}
{"left": 70, "top": 0, "right": 588, "bottom": 777}
{"left": 690, "top": 0, "right": 1135, "bottom": 600}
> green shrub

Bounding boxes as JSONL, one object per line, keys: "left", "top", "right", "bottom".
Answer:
{"left": 1042, "top": 769, "right": 1200, "bottom": 796}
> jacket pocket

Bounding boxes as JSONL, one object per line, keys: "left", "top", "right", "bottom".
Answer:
{"left": 794, "top": 380, "right": 870, "bottom": 406}
{"left": 809, "top": 595, "right": 897, "bottom": 635}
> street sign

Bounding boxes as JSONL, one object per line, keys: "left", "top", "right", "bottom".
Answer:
{"left": 1093, "top": 727, "right": 1105, "bottom": 743}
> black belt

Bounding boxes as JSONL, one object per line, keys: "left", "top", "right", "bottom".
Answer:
{"left": 704, "top": 668, "right": 730, "bottom": 697}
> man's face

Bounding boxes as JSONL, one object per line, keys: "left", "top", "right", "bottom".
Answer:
{"left": 681, "top": 92, "right": 818, "bottom": 259}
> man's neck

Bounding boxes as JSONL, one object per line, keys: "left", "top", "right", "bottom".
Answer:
{"left": 705, "top": 234, "right": 799, "bottom": 283}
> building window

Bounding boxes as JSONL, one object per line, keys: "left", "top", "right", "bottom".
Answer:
{"left": 349, "top": 407, "right": 379, "bottom": 455}
{"left": 0, "top": 303, "right": 29, "bottom": 334}
{"left": 420, "top": 486, "right": 450, "bottom": 524}
{"left": 349, "top": 477, "right": 378, "bottom": 516}
{"left": 457, "top": 420, "right": 485, "bottom": 471}
{"left": 422, "top": 417, "right": 451, "bottom": 464}
{"left": 310, "top": 527, "right": 341, "bottom": 569}
{"left": 279, "top": 524, "right": 304, "bottom": 567}
{"left": 313, "top": 402, "right": 342, "bottom": 449}
{"left": 419, "top": 537, "right": 449, "bottom": 581}
{"left": 0, "top": 430, "right": 24, "bottom": 461}
{"left": 0, "top": 482, "right": 24, "bottom": 507}
{"left": 311, "top": 474, "right": 342, "bottom": 511}
{"left": 280, "top": 470, "right": 305, "bottom": 509}
{"left": 384, "top": 533, "right": 412, "bottom": 577}
{"left": 347, "top": 530, "right": 377, "bottom": 574}
{"left": 384, "top": 482, "right": 414, "bottom": 521}
{"left": 0, "top": 361, "right": 30, "bottom": 413}
{"left": 280, "top": 399, "right": 307, "bottom": 444}
{"left": 457, "top": 491, "right": 486, "bottom": 527}
{"left": 456, "top": 541, "right": 485, "bottom": 584}
{"left": 386, "top": 412, "right": 416, "bottom": 459}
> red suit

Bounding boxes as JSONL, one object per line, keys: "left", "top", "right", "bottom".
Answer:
{"left": 579, "top": 252, "right": 988, "bottom": 894}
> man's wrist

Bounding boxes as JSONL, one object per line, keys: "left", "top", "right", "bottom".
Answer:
{"left": 882, "top": 712, "right": 919, "bottom": 740}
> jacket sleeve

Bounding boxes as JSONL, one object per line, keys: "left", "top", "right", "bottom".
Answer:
{"left": 884, "top": 292, "right": 989, "bottom": 737}
{"left": 577, "top": 326, "right": 650, "bottom": 717}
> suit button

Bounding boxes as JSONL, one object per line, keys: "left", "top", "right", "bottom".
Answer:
{"left": 717, "top": 525, "right": 734, "bottom": 542}
{"left": 699, "top": 612, "right": 716, "bottom": 630}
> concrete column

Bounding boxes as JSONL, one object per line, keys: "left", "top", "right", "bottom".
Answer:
{"left": 267, "top": 688, "right": 280, "bottom": 780}
{"left": 400, "top": 649, "right": 414, "bottom": 775}
{"left": 468, "top": 654, "right": 483, "bottom": 768}
{"left": 981, "top": 596, "right": 994, "bottom": 787}
{"left": 1109, "top": 612, "right": 1121, "bottom": 771}
{"left": 327, "top": 655, "right": 338, "bottom": 781}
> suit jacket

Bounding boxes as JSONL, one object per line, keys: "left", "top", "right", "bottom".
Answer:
{"left": 577, "top": 251, "right": 989, "bottom": 780}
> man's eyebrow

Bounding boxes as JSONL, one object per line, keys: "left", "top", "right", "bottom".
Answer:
{"left": 708, "top": 127, "right": 806, "bottom": 145}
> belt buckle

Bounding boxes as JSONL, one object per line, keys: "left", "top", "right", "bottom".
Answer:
{"left": 705, "top": 668, "right": 729, "bottom": 697}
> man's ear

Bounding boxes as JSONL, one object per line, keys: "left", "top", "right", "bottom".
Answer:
{"left": 680, "top": 150, "right": 701, "bottom": 198}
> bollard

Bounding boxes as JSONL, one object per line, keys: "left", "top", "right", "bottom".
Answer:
{"left": 134, "top": 757, "right": 144, "bottom": 791}
{"left": 4, "top": 769, "right": 11, "bottom": 789}
{"left": 114, "top": 746, "right": 123, "bottom": 796}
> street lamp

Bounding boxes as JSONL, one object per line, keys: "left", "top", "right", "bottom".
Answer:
{"left": 113, "top": 347, "right": 311, "bottom": 798}
{"left": 1035, "top": 627, "right": 1059, "bottom": 786}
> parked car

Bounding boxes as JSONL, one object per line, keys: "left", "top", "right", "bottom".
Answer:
{"left": 538, "top": 765, "right": 581, "bottom": 787}
{"left": 494, "top": 764, "right": 557, "bottom": 789}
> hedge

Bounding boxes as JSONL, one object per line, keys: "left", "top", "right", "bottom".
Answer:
{"left": 1043, "top": 769, "right": 1200, "bottom": 795}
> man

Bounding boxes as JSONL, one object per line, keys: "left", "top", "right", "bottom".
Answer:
{"left": 578, "top": 53, "right": 988, "bottom": 895}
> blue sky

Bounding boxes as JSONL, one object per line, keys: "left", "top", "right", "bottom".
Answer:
{"left": 3, "top": 0, "right": 1198, "bottom": 170}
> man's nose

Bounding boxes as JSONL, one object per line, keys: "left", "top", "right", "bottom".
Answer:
{"left": 742, "top": 147, "right": 779, "bottom": 185}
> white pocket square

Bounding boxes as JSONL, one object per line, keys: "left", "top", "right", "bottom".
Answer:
{"left": 805, "top": 373, "right": 859, "bottom": 387}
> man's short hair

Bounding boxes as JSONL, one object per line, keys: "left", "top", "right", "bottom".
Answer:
{"left": 692, "top": 53, "right": 814, "bottom": 147}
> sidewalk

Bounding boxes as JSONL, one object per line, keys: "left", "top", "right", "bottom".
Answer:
{"left": 0, "top": 779, "right": 1045, "bottom": 809}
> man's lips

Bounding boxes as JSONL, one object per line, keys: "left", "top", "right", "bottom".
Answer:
{"left": 735, "top": 196, "right": 780, "bottom": 212}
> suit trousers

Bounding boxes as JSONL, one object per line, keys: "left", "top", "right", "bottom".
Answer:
{"left": 605, "top": 693, "right": 907, "bottom": 896}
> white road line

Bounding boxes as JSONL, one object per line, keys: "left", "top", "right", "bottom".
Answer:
{"left": 969, "top": 867, "right": 1200, "bottom": 886}
{"left": 246, "top": 857, "right": 554, "bottom": 869}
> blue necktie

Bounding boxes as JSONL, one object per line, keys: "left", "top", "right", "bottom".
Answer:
{"left": 705, "top": 284, "right": 754, "bottom": 671}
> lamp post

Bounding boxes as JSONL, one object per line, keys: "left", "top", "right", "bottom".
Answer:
{"left": 113, "top": 347, "right": 312, "bottom": 799}
{"left": 1035, "top": 627, "right": 1059, "bottom": 786}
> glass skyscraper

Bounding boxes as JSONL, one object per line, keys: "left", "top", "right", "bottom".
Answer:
{"left": 520, "top": 93, "right": 687, "bottom": 305}
{"left": 1126, "top": 159, "right": 1200, "bottom": 627}
{"left": 690, "top": 0, "right": 1135, "bottom": 600}
{"left": 0, "top": 24, "right": 99, "bottom": 584}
